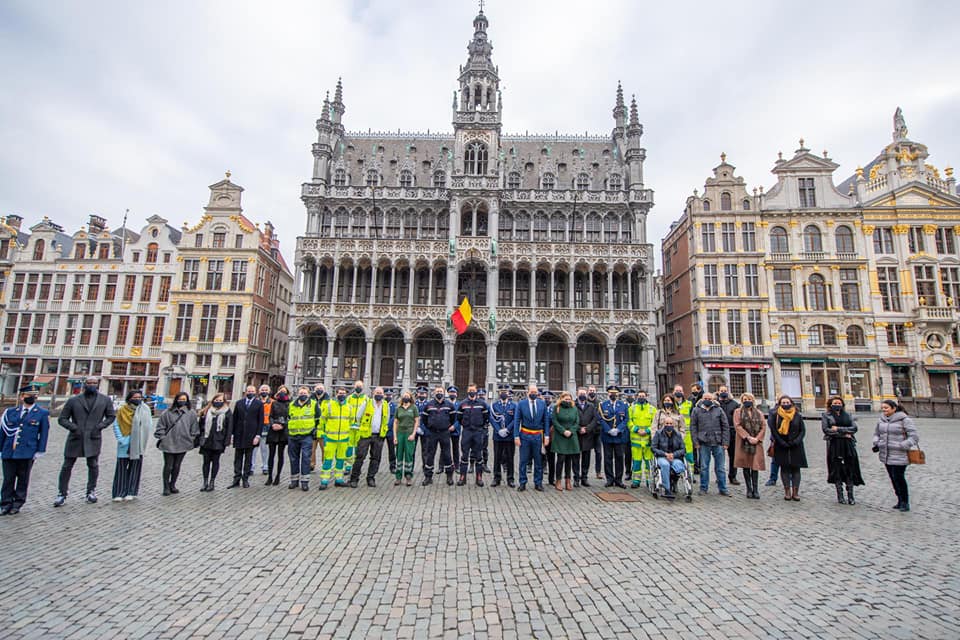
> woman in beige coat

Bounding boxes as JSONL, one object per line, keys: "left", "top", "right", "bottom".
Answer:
{"left": 733, "top": 392, "right": 766, "bottom": 500}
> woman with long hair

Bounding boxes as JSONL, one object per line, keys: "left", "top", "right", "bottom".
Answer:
{"left": 872, "top": 399, "right": 919, "bottom": 512}
{"left": 154, "top": 392, "right": 200, "bottom": 496}
{"left": 550, "top": 391, "right": 581, "bottom": 491}
{"left": 198, "top": 392, "right": 232, "bottom": 492}
{"left": 732, "top": 392, "right": 766, "bottom": 499}
{"left": 768, "top": 394, "right": 806, "bottom": 501}
{"left": 822, "top": 396, "right": 864, "bottom": 505}
{"left": 111, "top": 389, "right": 153, "bottom": 501}
{"left": 266, "top": 386, "right": 290, "bottom": 486}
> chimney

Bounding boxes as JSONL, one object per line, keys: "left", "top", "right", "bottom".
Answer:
{"left": 5, "top": 214, "right": 22, "bottom": 230}
{"left": 88, "top": 214, "right": 107, "bottom": 234}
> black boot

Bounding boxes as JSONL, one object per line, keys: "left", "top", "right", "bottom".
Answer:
{"left": 475, "top": 473, "right": 484, "bottom": 487}
{"left": 162, "top": 480, "right": 171, "bottom": 497}
{"left": 208, "top": 480, "right": 215, "bottom": 492}
{"left": 846, "top": 485, "right": 855, "bottom": 505}
{"left": 457, "top": 473, "right": 466, "bottom": 486}
{"left": 836, "top": 484, "right": 846, "bottom": 504}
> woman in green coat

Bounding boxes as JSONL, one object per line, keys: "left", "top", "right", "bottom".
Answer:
{"left": 550, "top": 391, "right": 581, "bottom": 491}
{"left": 391, "top": 391, "right": 420, "bottom": 486}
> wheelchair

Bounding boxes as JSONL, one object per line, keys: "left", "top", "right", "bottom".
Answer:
{"left": 650, "top": 456, "right": 693, "bottom": 502}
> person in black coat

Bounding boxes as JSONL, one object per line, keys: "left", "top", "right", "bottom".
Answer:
{"left": 266, "top": 387, "right": 290, "bottom": 486}
{"left": 54, "top": 375, "right": 117, "bottom": 506}
{"left": 230, "top": 385, "right": 264, "bottom": 488}
{"left": 575, "top": 388, "right": 599, "bottom": 487}
{"left": 821, "top": 396, "right": 864, "bottom": 505}
{"left": 768, "top": 395, "right": 807, "bottom": 501}
{"left": 717, "top": 385, "right": 741, "bottom": 485}
{"left": 199, "top": 393, "right": 232, "bottom": 492}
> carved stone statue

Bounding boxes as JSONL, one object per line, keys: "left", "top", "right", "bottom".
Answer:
{"left": 893, "top": 107, "right": 908, "bottom": 141}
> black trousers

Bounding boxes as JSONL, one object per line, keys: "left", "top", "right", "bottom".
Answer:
{"left": 727, "top": 429, "right": 739, "bottom": 480}
{"left": 459, "top": 428, "right": 486, "bottom": 475}
{"left": 350, "top": 435, "right": 384, "bottom": 482}
{"left": 481, "top": 431, "right": 489, "bottom": 466}
{"left": 422, "top": 431, "right": 453, "bottom": 479}
{"left": 1, "top": 458, "right": 34, "bottom": 509}
{"left": 594, "top": 437, "right": 603, "bottom": 473}
{"left": 545, "top": 449, "right": 557, "bottom": 484}
{"left": 202, "top": 451, "right": 222, "bottom": 482}
{"left": 557, "top": 453, "right": 579, "bottom": 480}
{"left": 624, "top": 445, "right": 633, "bottom": 479}
{"left": 451, "top": 434, "right": 461, "bottom": 467}
{"left": 603, "top": 442, "right": 626, "bottom": 483}
{"left": 233, "top": 447, "right": 254, "bottom": 482}
{"left": 492, "top": 441, "right": 515, "bottom": 481}
{"left": 111, "top": 457, "right": 142, "bottom": 499}
{"left": 885, "top": 464, "right": 909, "bottom": 504}
{"left": 267, "top": 442, "right": 287, "bottom": 480}
{"left": 385, "top": 437, "right": 396, "bottom": 469}
{"left": 162, "top": 452, "right": 186, "bottom": 490}
{"left": 58, "top": 455, "right": 99, "bottom": 496}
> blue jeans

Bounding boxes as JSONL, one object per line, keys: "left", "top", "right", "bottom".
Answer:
{"left": 698, "top": 445, "right": 727, "bottom": 493}
{"left": 656, "top": 457, "right": 686, "bottom": 490}
{"left": 768, "top": 459, "right": 780, "bottom": 483}
{"left": 287, "top": 434, "right": 313, "bottom": 482}
{"left": 518, "top": 433, "right": 543, "bottom": 487}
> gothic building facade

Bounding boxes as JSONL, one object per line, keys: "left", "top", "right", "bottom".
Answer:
{"left": 288, "top": 10, "right": 656, "bottom": 394}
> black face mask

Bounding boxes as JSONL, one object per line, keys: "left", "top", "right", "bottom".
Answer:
{"left": 374, "top": 394, "right": 384, "bottom": 402}
{"left": 435, "top": 393, "right": 445, "bottom": 401}
{"left": 213, "top": 401, "right": 225, "bottom": 408}
{"left": 246, "top": 393, "right": 255, "bottom": 400}
{"left": 781, "top": 403, "right": 793, "bottom": 410}
{"left": 719, "top": 393, "right": 729, "bottom": 400}
{"left": 831, "top": 405, "right": 842, "bottom": 412}
{"left": 529, "top": 393, "right": 538, "bottom": 400}
{"left": 402, "top": 397, "right": 412, "bottom": 404}
{"left": 500, "top": 392, "right": 509, "bottom": 400}
{"left": 276, "top": 394, "right": 289, "bottom": 401}
{"left": 587, "top": 393, "right": 596, "bottom": 399}
{"left": 608, "top": 394, "right": 617, "bottom": 401}
{"left": 23, "top": 396, "right": 37, "bottom": 405}
{"left": 336, "top": 394, "right": 347, "bottom": 402}
{"left": 561, "top": 401, "right": 572, "bottom": 407}
{"left": 701, "top": 400, "right": 714, "bottom": 408}
{"left": 354, "top": 387, "right": 364, "bottom": 395}
{"left": 664, "top": 402, "right": 674, "bottom": 409}
{"left": 449, "top": 395, "right": 457, "bottom": 402}
{"left": 298, "top": 395, "right": 309, "bottom": 402}
{"left": 129, "top": 399, "right": 141, "bottom": 406}
{"left": 84, "top": 385, "right": 98, "bottom": 395}
{"left": 260, "top": 392, "right": 269, "bottom": 398}
{"left": 674, "top": 392, "right": 684, "bottom": 399}
{"left": 637, "top": 398, "right": 647, "bottom": 404}
{"left": 742, "top": 401, "right": 753, "bottom": 408}
{"left": 467, "top": 393, "right": 477, "bottom": 399}
{"left": 175, "top": 400, "right": 188, "bottom": 408}
{"left": 578, "top": 394, "right": 586, "bottom": 402}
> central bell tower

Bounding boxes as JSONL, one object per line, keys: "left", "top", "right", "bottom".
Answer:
{"left": 452, "top": 9, "right": 501, "bottom": 181}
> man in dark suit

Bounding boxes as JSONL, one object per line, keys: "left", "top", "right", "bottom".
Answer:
{"left": 230, "top": 384, "right": 264, "bottom": 488}
{"left": 512, "top": 384, "right": 549, "bottom": 492}
{"left": 575, "top": 387, "right": 599, "bottom": 487}
{"left": 54, "top": 375, "right": 116, "bottom": 506}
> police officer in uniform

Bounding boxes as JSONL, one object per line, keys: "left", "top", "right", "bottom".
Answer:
{"left": 1, "top": 384, "right": 50, "bottom": 515}
{"left": 447, "top": 386, "right": 462, "bottom": 470}
{"left": 599, "top": 385, "right": 629, "bottom": 488}
{"left": 420, "top": 386, "right": 456, "bottom": 486}
{"left": 457, "top": 384, "right": 490, "bottom": 486}
{"left": 490, "top": 384, "right": 517, "bottom": 487}
{"left": 477, "top": 388, "right": 491, "bottom": 473}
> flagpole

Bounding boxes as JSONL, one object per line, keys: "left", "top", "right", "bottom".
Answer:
{"left": 120, "top": 208, "right": 129, "bottom": 258}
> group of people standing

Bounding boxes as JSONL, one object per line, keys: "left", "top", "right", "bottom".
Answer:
{"left": 0, "top": 376, "right": 922, "bottom": 515}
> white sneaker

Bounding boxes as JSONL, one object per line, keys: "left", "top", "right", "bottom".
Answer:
{"left": 112, "top": 497, "right": 123, "bottom": 502}
{"left": 123, "top": 495, "right": 135, "bottom": 501}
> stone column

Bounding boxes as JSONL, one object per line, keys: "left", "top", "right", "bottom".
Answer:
{"left": 607, "top": 342, "right": 616, "bottom": 386}
{"left": 547, "top": 267, "right": 554, "bottom": 308}
{"left": 607, "top": 269, "right": 614, "bottom": 311}
{"left": 287, "top": 334, "right": 302, "bottom": 386}
{"left": 511, "top": 269, "right": 516, "bottom": 307}
{"left": 627, "top": 269, "right": 634, "bottom": 310}
{"left": 389, "top": 266, "right": 397, "bottom": 305}
{"left": 294, "top": 263, "right": 304, "bottom": 303}
{"left": 407, "top": 265, "right": 415, "bottom": 307}
{"left": 528, "top": 340, "right": 537, "bottom": 386}
{"left": 402, "top": 338, "right": 413, "bottom": 390}
{"left": 331, "top": 263, "right": 340, "bottom": 305}
{"left": 443, "top": 337, "right": 454, "bottom": 386}
{"left": 313, "top": 263, "right": 320, "bottom": 302}
{"left": 351, "top": 266, "right": 359, "bottom": 304}
{"left": 427, "top": 266, "right": 434, "bottom": 305}
{"left": 567, "top": 342, "right": 577, "bottom": 390}
{"left": 323, "top": 335, "right": 336, "bottom": 388}
{"left": 586, "top": 271, "right": 593, "bottom": 308}
{"left": 567, "top": 270, "right": 574, "bottom": 309}
{"left": 486, "top": 339, "right": 497, "bottom": 395}
{"left": 644, "top": 344, "right": 656, "bottom": 396}
{"left": 364, "top": 338, "right": 375, "bottom": 388}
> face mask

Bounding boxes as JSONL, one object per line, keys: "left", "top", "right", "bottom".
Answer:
{"left": 701, "top": 400, "right": 714, "bottom": 408}
{"left": 23, "top": 396, "right": 37, "bottom": 405}
{"left": 561, "top": 400, "right": 572, "bottom": 407}
{"left": 176, "top": 400, "right": 188, "bottom": 408}
{"left": 467, "top": 392, "right": 477, "bottom": 399}
{"left": 781, "top": 403, "right": 792, "bottom": 410}
{"left": 529, "top": 393, "right": 538, "bottom": 400}
{"left": 277, "top": 393, "right": 289, "bottom": 401}
{"left": 449, "top": 395, "right": 457, "bottom": 401}
{"left": 664, "top": 402, "right": 674, "bottom": 409}
{"left": 674, "top": 392, "right": 684, "bottom": 399}
{"left": 500, "top": 392, "right": 509, "bottom": 400}
{"left": 719, "top": 392, "right": 729, "bottom": 399}
{"left": 831, "top": 405, "right": 842, "bottom": 412}
{"left": 664, "top": 425, "right": 674, "bottom": 433}
{"left": 354, "top": 387, "right": 363, "bottom": 394}
{"left": 129, "top": 399, "right": 141, "bottom": 406}
{"left": 608, "top": 394, "right": 617, "bottom": 401}
{"left": 246, "top": 393, "right": 255, "bottom": 400}
{"left": 587, "top": 392, "right": 596, "bottom": 399}
{"left": 298, "top": 394, "right": 309, "bottom": 402}
{"left": 637, "top": 398, "right": 647, "bottom": 405}
{"left": 435, "top": 393, "right": 445, "bottom": 401}
{"left": 260, "top": 392, "right": 269, "bottom": 398}
{"left": 84, "top": 385, "right": 97, "bottom": 394}
{"left": 314, "top": 389, "right": 324, "bottom": 396}
{"left": 742, "top": 401, "right": 754, "bottom": 408}
{"left": 213, "top": 401, "right": 224, "bottom": 408}
{"left": 578, "top": 394, "right": 586, "bottom": 402}
{"left": 402, "top": 397, "right": 412, "bottom": 404}
{"left": 337, "top": 394, "right": 347, "bottom": 402}
{"left": 374, "top": 394, "right": 384, "bottom": 402}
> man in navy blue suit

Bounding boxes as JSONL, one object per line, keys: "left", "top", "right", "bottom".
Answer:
{"left": 512, "top": 384, "right": 549, "bottom": 492}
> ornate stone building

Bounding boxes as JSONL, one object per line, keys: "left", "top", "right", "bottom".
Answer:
{"left": 289, "top": 9, "right": 656, "bottom": 394}
{"left": 160, "top": 175, "right": 293, "bottom": 401}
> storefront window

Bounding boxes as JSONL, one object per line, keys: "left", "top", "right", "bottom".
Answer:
{"left": 891, "top": 367, "right": 912, "bottom": 397}
{"left": 847, "top": 368, "right": 871, "bottom": 399}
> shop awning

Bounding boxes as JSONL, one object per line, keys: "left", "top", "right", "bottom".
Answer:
{"left": 779, "top": 356, "right": 877, "bottom": 364}
{"left": 924, "top": 365, "right": 960, "bottom": 373}
{"left": 882, "top": 358, "right": 915, "bottom": 366}
{"left": 213, "top": 375, "right": 235, "bottom": 381}
{"left": 705, "top": 362, "right": 771, "bottom": 370}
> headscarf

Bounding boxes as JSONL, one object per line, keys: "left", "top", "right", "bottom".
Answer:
{"left": 776, "top": 405, "right": 796, "bottom": 436}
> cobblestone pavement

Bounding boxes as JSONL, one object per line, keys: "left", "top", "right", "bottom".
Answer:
{"left": 0, "top": 414, "right": 958, "bottom": 639}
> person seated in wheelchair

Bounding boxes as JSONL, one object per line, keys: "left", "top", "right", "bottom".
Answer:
{"left": 651, "top": 416, "right": 687, "bottom": 498}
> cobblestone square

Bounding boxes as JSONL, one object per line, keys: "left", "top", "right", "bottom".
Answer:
{"left": 1, "top": 415, "right": 957, "bottom": 639}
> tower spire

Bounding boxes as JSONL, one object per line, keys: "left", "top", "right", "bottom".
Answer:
{"left": 321, "top": 91, "right": 331, "bottom": 122}
{"left": 629, "top": 95, "right": 639, "bottom": 128}
{"left": 613, "top": 81, "right": 626, "bottom": 129}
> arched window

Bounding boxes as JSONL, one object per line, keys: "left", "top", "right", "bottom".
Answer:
{"left": 550, "top": 213, "right": 566, "bottom": 242}
{"left": 803, "top": 225, "right": 822, "bottom": 252}
{"left": 608, "top": 173, "right": 622, "bottom": 191}
{"left": 333, "top": 168, "right": 347, "bottom": 186}
{"left": 370, "top": 208, "right": 384, "bottom": 237}
{"left": 403, "top": 209, "right": 418, "bottom": 239}
{"left": 604, "top": 214, "right": 618, "bottom": 242}
{"left": 809, "top": 324, "right": 837, "bottom": 346}
{"left": 499, "top": 211, "right": 514, "bottom": 240}
{"left": 835, "top": 225, "right": 855, "bottom": 253}
{"left": 570, "top": 214, "right": 583, "bottom": 242}
{"left": 436, "top": 211, "right": 449, "bottom": 237}
{"left": 585, "top": 213, "right": 602, "bottom": 242}
{"left": 542, "top": 173, "right": 555, "bottom": 190}
{"left": 770, "top": 226, "right": 789, "bottom": 253}
{"left": 507, "top": 172, "right": 521, "bottom": 189}
{"left": 386, "top": 209, "right": 401, "bottom": 238}
{"left": 743, "top": 198, "right": 751, "bottom": 211}
{"left": 33, "top": 239, "right": 45, "bottom": 261}
{"left": 351, "top": 209, "right": 366, "bottom": 236}
{"left": 474, "top": 84, "right": 482, "bottom": 108}
{"left": 846, "top": 324, "right": 865, "bottom": 347}
{"left": 779, "top": 324, "right": 797, "bottom": 346}
{"left": 421, "top": 210, "right": 436, "bottom": 239}
{"left": 720, "top": 192, "right": 732, "bottom": 211}
{"left": 432, "top": 170, "right": 446, "bottom": 188}
{"left": 533, "top": 212, "right": 548, "bottom": 241}
{"left": 621, "top": 215, "right": 633, "bottom": 243}
{"left": 808, "top": 274, "right": 828, "bottom": 311}
{"left": 320, "top": 208, "right": 333, "bottom": 236}
{"left": 702, "top": 199, "right": 711, "bottom": 212}
{"left": 464, "top": 141, "right": 488, "bottom": 175}
{"left": 146, "top": 242, "right": 159, "bottom": 263}
{"left": 334, "top": 208, "right": 349, "bottom": 237}
{"left": 515, "top": 212, "right": 530, "bottom": 241}
{"left": 399, "top": 169, "right": 414, "bottom": 188}
{"left": 366, "top": 169, "right": 380, "bottom": 187}
{"left": 576, "top": 173, "right": 590, "bottom": 190}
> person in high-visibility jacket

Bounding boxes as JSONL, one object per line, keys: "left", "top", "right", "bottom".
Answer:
{"left": 286, "top": 386, "right": 320, "bottom": 491}
{"left": 319, "top": 386, "right": 354, "bottom": 489}
{"left": 344, "top": 381, "right": 371, "bottom": 476}
{"left": 628, "top": 389, "right": 658, "bottom": 488}
{"left": 673, "top": 385, "right": 695, "bottom": 467}
{"left": 348, "top": 387, "right": 386, "bottom": 488}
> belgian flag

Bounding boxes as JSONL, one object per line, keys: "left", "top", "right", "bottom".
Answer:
{"left": 451, "top": 297, "right": 472, "bottom": 335}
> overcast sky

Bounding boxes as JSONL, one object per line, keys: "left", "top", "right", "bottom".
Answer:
{"left": 1, "top": 0, "right": 957, "bottom": 268}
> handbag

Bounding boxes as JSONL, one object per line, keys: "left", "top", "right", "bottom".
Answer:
{"left": 901, "top": 424, "right": 925, "bottom": 465}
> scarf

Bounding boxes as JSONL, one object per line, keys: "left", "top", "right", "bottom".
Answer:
{"left": 117, "top": 403, "right": 135, "bottom": 436}
{"left": 206, "top": 407, "right": 230, "bottom": 432}
{"left": 776, "top": 405, "right": 796, "bottom": 436}
{"left": 740, "top": 408, "right": 764, "bottom": 455}
{"left": 128, "top": 403, "right": 153, "bottom": 459}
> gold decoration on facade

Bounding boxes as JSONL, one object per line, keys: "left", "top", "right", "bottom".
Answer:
{"left": 862, "top": 225, "right": 875, "bottom": 234}
{"left": 230, "top": 215, "right": 255, "bottom": 233}
{"left": 869, "top": 165, "right": 882, "bottom": 180}
{"left": 922, "top": 224, "right": 937, "bottom": 234}
{"left": 891, "top": 224, "right": 909, "bottom": 234}
{"left": 186, "top": 215, "right": 212, "bottom": 233}
{"left": 896, "top": 147, "right": 918, "bottom": 163}
{"left": 856, "top": 166, "right": 864, "bottom": 178}
{"left": 131, "top": 348, "right": 142, "bottom": 357}
{"left": 925, "top": 164, "right": 941, "bottom": 179}
{"left": 946, "top": 166, "right": 954, "bottom": 177}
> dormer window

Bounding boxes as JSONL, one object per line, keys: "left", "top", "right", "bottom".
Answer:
{"left": 702, "top": 199, "right": 711, "bottom": 212}
{"left": 507, "top": 172, "right": 521, "bottom": 189}
{"left": 464, "top": 141, "right": 488, "bottom": 175}
{"left": 720, "top": 192, "right": 732, "bottom": 211}
{"left": 542, "top": 173, "right": 555, "bottom": 190}
{"left": 608, "top": 173, "right": 622, "bottom": 191}
{"left": 366, "top": 169, "right": 380, "bottom": 187}
{"left": 433, "top": 170, "right": 446, "bottom": 188}
{"left": 97, "top": 243, "right": 109, "bottom": 259}
{"left": 333, "top": 168, "right": 347, "bottom": 186}
{"left": 399, "top": 169, "right": 414, "bottom": 188}
{"left": 798, "top": 177, "right": 816, "bottom": 207}
{"left": 75, "top": 243, "right": 86, "bottom": 260}
{"left": 575, "top": 173, "right": 589, "bottom": 190}
{"left": 33, "top": 239, "right": 44, "bottom": 261}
